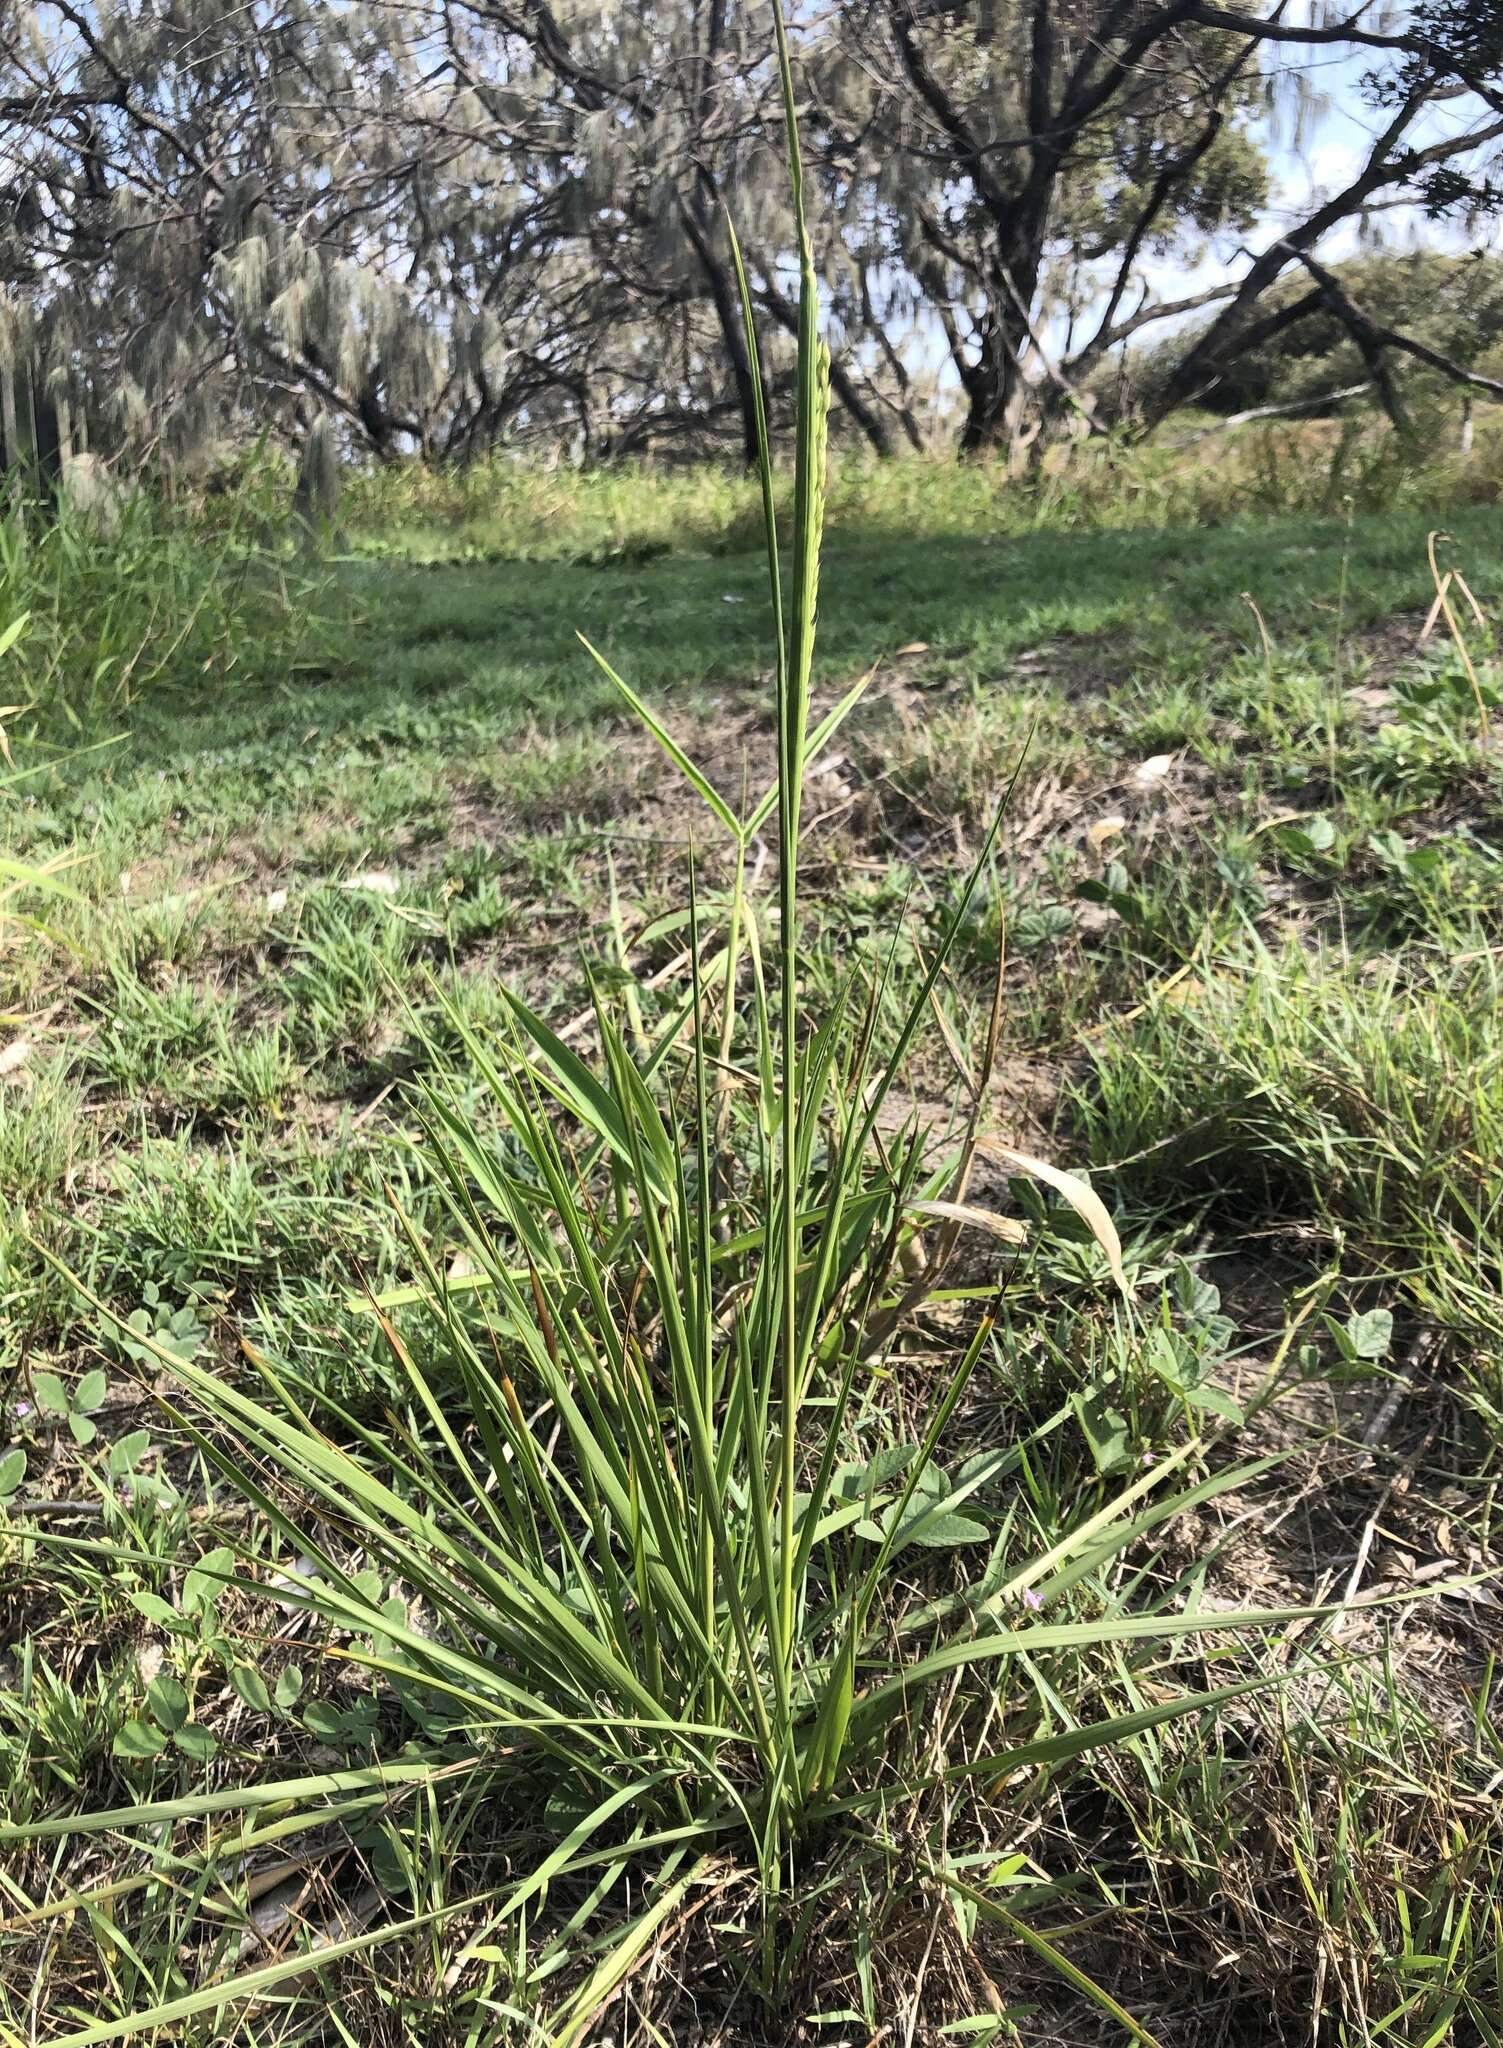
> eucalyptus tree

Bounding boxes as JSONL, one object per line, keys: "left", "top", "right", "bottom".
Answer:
{"left": 1142, "top": 1, "right": 1503, "bottom": 428}
{"left": 1122, "top": 249, "right": 1503, "bottom": 425}
{"left": 807, "top": 1, "right": 1503, "bottom": 458}
{"left": 433, "top": 0, "right": 915, "bottom": 458}
{"left": 0, "top": 0, "right": 603, "bottom": 464}
{"left": 0, "top": 0, "right": 909, "bottom": 464}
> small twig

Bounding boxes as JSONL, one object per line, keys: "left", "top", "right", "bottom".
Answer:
{"left": 1165, "top": 382, "right": 1373, "bottom": 447}
{"left": 1335, "top": 1428, "right": 1435, "bottom": 1641}
{"left": 1362, "top": 1328, "right": 1434, "bottom": 1451}
{"left": 351, "top": 1079, "right": 396, "bottom": 1128}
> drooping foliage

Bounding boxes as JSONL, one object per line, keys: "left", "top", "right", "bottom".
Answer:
{"left": 2, "top": 1, "right": 1500, "bottom": 470}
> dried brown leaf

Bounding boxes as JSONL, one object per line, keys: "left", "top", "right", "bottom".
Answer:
{"left": 977, "top": 1139, "right": 1130, "bottom": 1296}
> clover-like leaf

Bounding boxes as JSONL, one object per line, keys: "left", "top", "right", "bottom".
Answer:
{"left": 130, "top": 1590, "right": 185, "bottom": 1631}
{"left": 114, "top": 1718, "right": 167, "bottom": 1760}
{"left": 147, "top": 1674, "right": 189, "bottom": 1732}
{"left": 1346, "top": 1308, "right": 1394, "bottom": 1361}
{"left": 107, "top": 1429, "right": 153, "bottom": 1476}
{"left": 31, "top": 1371, "right": 69, "bottom": 1418}
{"left": 229, "top": 1665, "right": 272, "bottom": 1714}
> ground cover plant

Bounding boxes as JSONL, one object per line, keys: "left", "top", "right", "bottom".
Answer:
{"left": 3, "top": 75, "right": 1503, "bottom": 2048}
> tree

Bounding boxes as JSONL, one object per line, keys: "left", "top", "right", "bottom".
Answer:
{"left": 3, "top": 1, "right": 1502, "bottom": 471}
{"left": 814, "top": 1, "right": 1273, "bottom": 456}
{"left": 1120, "top": 250, "right": 1503, "bottom": 424}
{"left": 1146, "top": 5, "right": 1503, "bottom": 427}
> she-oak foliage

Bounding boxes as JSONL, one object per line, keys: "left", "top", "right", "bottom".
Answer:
{"left": 2, "top": 0, "right": 1500, "bottom": 468}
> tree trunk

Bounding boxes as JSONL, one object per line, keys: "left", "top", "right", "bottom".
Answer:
{"left": 704, "top": 259, "right": 763, "bottom": 469}
{"left": 2, "top": 353, "right": 64, "bottom": 516}
{"left": 958, "top": 319, "right": 1028, "bottom": 458}
{"left": 0, "top": 362, "right": 18, "bottom": 478}
{"left": 33, "top": 374, "right": 62, "bottom": 506}
{"left": 678, "top": 199, "right": 762, "bottom": 468}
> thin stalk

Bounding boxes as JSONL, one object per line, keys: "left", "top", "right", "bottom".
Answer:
{"left": 712, "top": 835, "right": 748, "bottom": 1222}
{"left": 771, "top": 0, "right": 827, "bottom": 1669}
{"left": 689, "top": 865, "right": 719, "bottom": 1715}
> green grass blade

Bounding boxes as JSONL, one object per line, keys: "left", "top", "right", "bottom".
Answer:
{"left": 577, "top": 631, "right": 741, "bottom": 838}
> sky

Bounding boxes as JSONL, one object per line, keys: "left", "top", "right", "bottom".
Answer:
{"left": 1136, "top": 54, "right": 1500, "bottom": 338}
{"left": 907, "top": 32, "right": 1503, "bottom": 396}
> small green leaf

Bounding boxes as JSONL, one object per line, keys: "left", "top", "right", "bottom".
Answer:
{"left": 367, "top": 1829, "right": 408, "bottom": 1896}
{"left": 75, "top": 1369, "right": 108, "bottom": 1413}
{"left": 1347, "top": 1308, "right": 1393, "bottom": 1360}
{"left": 67, "top": 1412, "right": 98, "bottom": 1447}
{"left": 107, "top": 1429, "right": 153, "bottom": 1476}
{"left": 182, "top": 1544, "right": 235, "bottom": 1615}
{"left": 1073, "top": 1387, "right": 1133, "bottom": 1476}
{"left": 1142, "top": 1328, "right": 1190, "bottom": 1394}
{"left": 274, "top": 1664, "right": 305, "bottom": 1710}
{"left": 146, "top": 1674, "right": 189, "bottom": 1732}
{"left": 905, "top": 1509, "right": 990, "bottom": 1549}
{"left": 303, "top": 1700, "right": 346, "bottom": 1739}
{"left": 129, "top": 1590, "right": 183, "bottom": 1630}
{"left": 1183, "top": 1382, "right": 1244, "bottom": 1425}
{"left": 0, "top": 1447, "right": 24, "bottom": 1499}
{"left": 864, "top": 1443, "right": 919, "bottom": 1490}
{"left": 31, "top": 1371, "right": 69, "bottom": 1417}
{"left": 113, "top": 1718, "right": 167, "bottom": 1760}
{"left": 229, "top": 1666, "right": 272, "bottom": 1715}
{"left": 1273, "top": 815, "right": 1336, "bottom": 860}
{"left": 172, "top": 1723, "right": 218, "bottom": 1763}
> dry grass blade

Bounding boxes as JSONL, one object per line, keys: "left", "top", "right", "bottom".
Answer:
{"left": 909, "top": 1198, "right": 1027, "bottom": 1246}
{"left": 976, "top": 1137, "right": 1131, "bottom": 1296}
{"left": 1425, "top": 529, "right": 1490, "bottom": 739}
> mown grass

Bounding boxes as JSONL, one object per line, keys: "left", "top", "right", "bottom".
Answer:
{"left": 2, "top": 414, "right": 1502, "bottom": 2045}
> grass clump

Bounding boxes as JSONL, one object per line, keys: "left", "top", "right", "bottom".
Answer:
{"left": 0, "top": 489, "right": 339, "bottom": 731}
{"left": 2, "top": 46, "right": 1501, "bottom": 2048}
{"left": 0, "top": 39, "right": 1374, "bottom": 2045}
{"left": 1078, "top": 942, "right": 1503, "bottom": 1429}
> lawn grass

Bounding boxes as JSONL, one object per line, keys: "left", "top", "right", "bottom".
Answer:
{"left": 2, "top": 454, "right": 1502, "bottom": 2045}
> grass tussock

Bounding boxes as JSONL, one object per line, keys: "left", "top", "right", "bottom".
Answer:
{"left": 1080, "top": 942, "right": 1503, "bottom": 1425}
{"left": 0, "top": 488, "right": 340, "bottom": 731}
{"left": 2, "top": 79, "right": 1502, "bottom": 2048}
